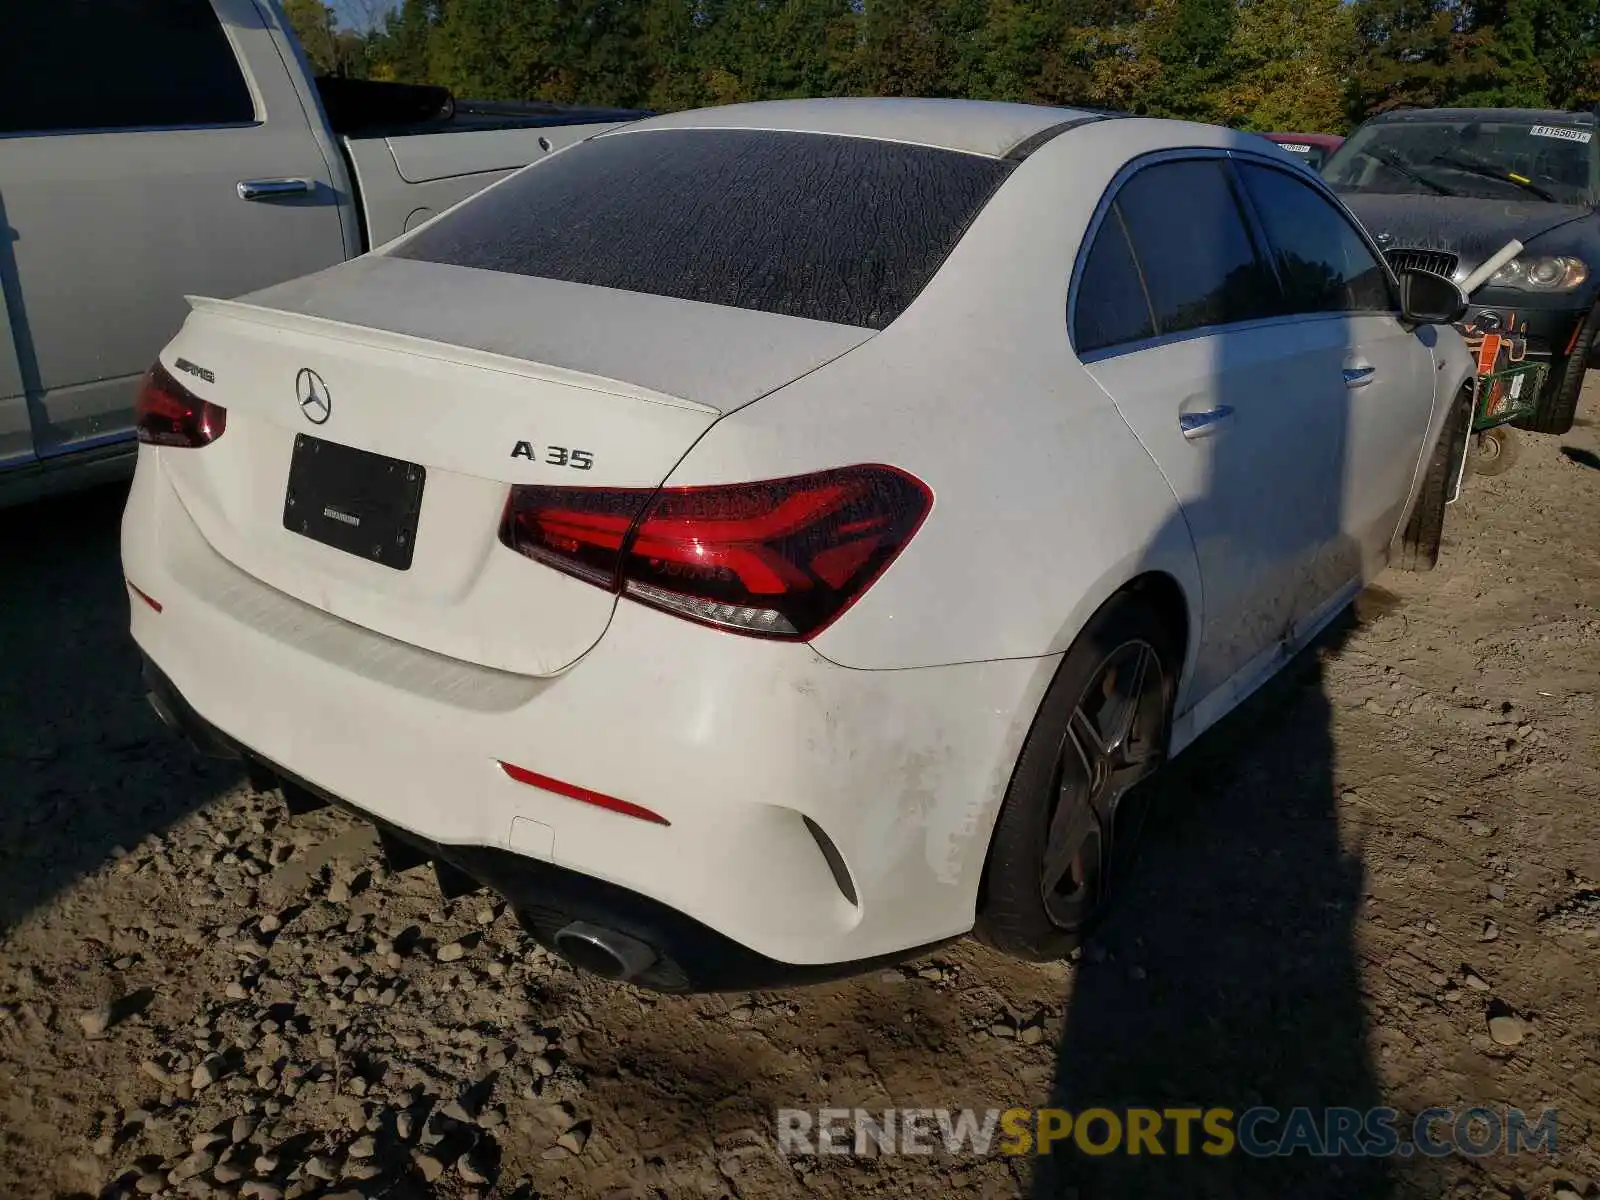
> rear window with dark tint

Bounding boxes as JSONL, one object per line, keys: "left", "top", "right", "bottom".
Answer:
{"left": 1114, "top": 159, "right": 1281, "bottom": 336}
{"left": 392, "top": 128, "right": 1015, "bottom": 330}
{"left": 1072, "top": 208, "right": 1156, "bottom": 353}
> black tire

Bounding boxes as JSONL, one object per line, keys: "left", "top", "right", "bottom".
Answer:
{"left": 975, "top": 592, "right": 1179, "bottom": 961}
{"left": 1513, "top": 301, "right": 1599, "bottom": 436}
{"left": 1468, "top": 426, "right": 1519, "bottom": 476}
{"left": 1397, "top": 381, "right": 1473, "bottom": 572}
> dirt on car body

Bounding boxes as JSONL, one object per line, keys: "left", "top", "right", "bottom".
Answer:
{"left": 2, "top": 384, "right": 1598, "bottom": 1200}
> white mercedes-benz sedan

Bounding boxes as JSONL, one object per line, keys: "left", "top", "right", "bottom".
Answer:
{"left": 123, "top": 98, "right": 1476, "bottom": 991}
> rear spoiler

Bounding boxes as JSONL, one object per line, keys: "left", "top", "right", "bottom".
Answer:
{"left": 181, "top": 295, "right": 718, "bottom": 415}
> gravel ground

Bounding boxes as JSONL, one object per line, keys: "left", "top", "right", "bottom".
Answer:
{"left": 2, "top": 381, "right": 1598, "bottom": 1200}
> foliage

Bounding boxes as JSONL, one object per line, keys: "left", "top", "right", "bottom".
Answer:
{"left": 323, "top": 0, "right": 1600, "bottom": 133}
{"left": 1207, "top": 0, "right": 1353, "bottom": 132}
{"left": 285, "top": 0, "right": 340, "bottom": 73}
{"left": 286, "top": 0, "right": 373, "bottom": 76}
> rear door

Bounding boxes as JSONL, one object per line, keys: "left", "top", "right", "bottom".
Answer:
{"left": 1074, "top": 154, "right": 1346, "bottom": 703}
{"left": 1234, "top": 157, "right": 1437, "bottom": 577}
{"left": 0, "top": 0, "right": 348, "bottom": 462}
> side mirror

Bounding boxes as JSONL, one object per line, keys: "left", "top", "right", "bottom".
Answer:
{"left": 1397, "top": 268, "right": 1469, "bottom": 325}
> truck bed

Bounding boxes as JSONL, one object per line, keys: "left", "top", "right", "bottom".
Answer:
{"left": 315, "top": 76, "right": 649, "bottom": 139}
{"left": 346, "top": 96, "right": 653, "bottom": 139}
{"left": 317, "top": 76, "right": 650, "bottom": 247}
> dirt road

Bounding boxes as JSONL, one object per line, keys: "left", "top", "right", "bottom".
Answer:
{"left": 3, "top": 384, "right": 1597, "bottom": 1200}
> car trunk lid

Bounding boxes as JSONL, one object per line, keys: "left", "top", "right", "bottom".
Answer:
{"left": 236, "top": 256, "right": 874, "bottom": 414}
{"left": 152, "top": 263, "right": 873, "bottom": 676}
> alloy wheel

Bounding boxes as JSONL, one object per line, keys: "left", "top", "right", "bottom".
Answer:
{"left": 1038, "top": 638, "right": 1167, "bottom": 929}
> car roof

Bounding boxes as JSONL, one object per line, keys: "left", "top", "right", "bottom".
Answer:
{"left": 1264, "top": 132, "right": 1344, "bottom": 147}
{"left": 1367, "top": 107, "right": 1597, "bottom": 126}
{"left": 612, "top": 97, "right": 1105, "bottom": 160}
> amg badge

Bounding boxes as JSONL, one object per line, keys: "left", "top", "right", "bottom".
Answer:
{"left": 173, "top": 357, "right": 215, "bottom": 384}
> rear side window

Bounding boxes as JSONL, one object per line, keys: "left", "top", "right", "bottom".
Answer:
{"left": 1113, "top": 159, "right": 1281, "bottom": 336}
{"left": 393, "top": 129, "right": 1015, "bottom": 329}
{"left": 1238, "top": 162, "right": 1394, "bottom": 314}
{"left": 1, "top": 0, "right": 254, "bottom": 135}
{"left": 1072, "top": 210, "right": 1155, "bottom": 353}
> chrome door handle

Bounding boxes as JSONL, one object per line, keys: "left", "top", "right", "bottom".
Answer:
{"left": 237, "top": 178, "right": 313, "bottom": 201}
{"left": 1179, "top": 405, "right": 1233, "bottom": 439}
{"left": 1343, "top": 365, "right": 1377, "bottom": 387}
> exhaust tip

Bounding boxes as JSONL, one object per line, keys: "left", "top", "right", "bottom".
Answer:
{"left": 144, "top": 689, "right": 182, "bottom": 735}
{"left": 553, "top": 920, "right": 658, "bottom": 982}
{"left": 144, "top": 688, "right": 238, "bottom": 759}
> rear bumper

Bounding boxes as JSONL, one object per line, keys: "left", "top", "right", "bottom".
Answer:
{"left": 123, "top": 451, "right": 1056, "bottom": 987}
{"left": 141, "top": 653, "right": 953, "bottom": 991}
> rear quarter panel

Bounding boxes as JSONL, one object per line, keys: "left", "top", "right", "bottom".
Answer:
{"left": 671, "top": 120, "right": 1261, "bottom": 701}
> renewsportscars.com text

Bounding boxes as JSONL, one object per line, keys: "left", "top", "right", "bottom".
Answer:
{"left": 777, "top": 1105, "right": 1558, "bottom": 1159}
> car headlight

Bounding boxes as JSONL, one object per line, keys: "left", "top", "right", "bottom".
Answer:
{"left": 1488, "top": 255, "right": 1588, "bottom": 291}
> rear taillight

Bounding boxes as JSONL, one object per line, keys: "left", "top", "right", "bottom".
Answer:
{"left": 501, "top": 465, "right": 932, "bottom": 639}
{"left": 135, "top": 362, "right": 226, "bottom": 448}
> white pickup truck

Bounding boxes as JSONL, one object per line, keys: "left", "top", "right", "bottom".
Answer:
{"left": 0, "top": 0, "right": 644, "bottom": 504}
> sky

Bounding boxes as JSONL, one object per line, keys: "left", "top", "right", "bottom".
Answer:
{"left": 330, "top": 0, "right": 384, "bottom": 32}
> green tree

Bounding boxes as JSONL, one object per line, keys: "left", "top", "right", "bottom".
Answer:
{"left": 858, "top": 0, "right": 988, "bottom": 97}
{"left": 435, "top": 0, "right": 646, "bottom": 104}
{"left": 1208, "top": 0, "right": 1354, "bottom": 131}
{"left": 1081, "top": 0, "right": 1175, "bottom": 115}
{"left": 1343, "top": 0, "right": 1596, "bottom": 119}
{"left": 427, "top": 0, "right": 649, "bottom": 105}
{"left": 366, "top": 0, "right": 440, "bottom": 84}
{"left": 975, "top": 0, "right": 1138, "bottom": 105}
{"left": 285, "top": 0, "right": 1600, "bottom": 127}
{"left": 284, "top": 0, "right": 341, "bottom": 74}
{"left": 640, "top": 0, "right": 714, "bottom": 109}
{"left": 1517, "top": 0, "right": 1600, "bottom": 108}
{"left": 1455, "top": 0, "right": 1551, "bottom": 107}
{"left": 679, "top": 0, "right": 859, "bottom": 104}
{"left": 1148, "top": 0, "right": 1237, "bottom": 118}
{"left": 1083, "top": 0, "right": 1239, "bottom": 119}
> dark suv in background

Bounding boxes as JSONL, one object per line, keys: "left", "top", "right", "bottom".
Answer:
{"left": 1324, "top": 107, "right": 1600, "bottom": 435}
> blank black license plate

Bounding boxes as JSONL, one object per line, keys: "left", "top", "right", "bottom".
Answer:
{"left": 283, "top": 434, "right": 425, "bottom": 570}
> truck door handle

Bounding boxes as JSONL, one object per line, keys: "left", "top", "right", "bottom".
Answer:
{"left": 237, "top": 178, "right": 314, "bottom": 201}
{"left": 1343, "top": 365, "right": 1377, "bottom": 387}
{"left": 1179, "top": 405, "right": 1233, "bottom": 438}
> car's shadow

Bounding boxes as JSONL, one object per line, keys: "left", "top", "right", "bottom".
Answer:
{"left": 1032, "top": 609, "right": 1385, "bottom": 1198}
{"left": 1559, "top": 444, "right": 1600, "bottom": 470}
{"left": 0, "top": 482, "right": 234, "bottom": 934}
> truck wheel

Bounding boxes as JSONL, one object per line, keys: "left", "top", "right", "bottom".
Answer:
{"left": 1513, "top": 302, "right": 1599, "bottom": 436}
{"left": 975, "top": 592, "right": 1179, "bottom": 961}
{"left": 1469, "top": 426, "right": 1519, "bottom": 477}
{"left": 1397, "top": 382, "right": 1473, "bottom": 572}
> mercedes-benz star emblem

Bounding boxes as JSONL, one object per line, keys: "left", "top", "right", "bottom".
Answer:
{"left": 296, "top": 368, "right": 331, "bottom": 425}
